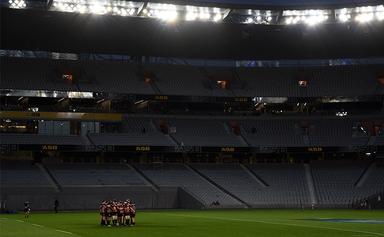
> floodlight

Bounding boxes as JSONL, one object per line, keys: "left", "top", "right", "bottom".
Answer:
{"left": 376, "top": 5, "right": 384, "bottom": 20}
{"left": 213, "top": 13, "right": 222, "bottom": 22}
{"left": 355, "top": 13, "right": 374, "bottom": 22}
{"left": 9, "top": 0, "right": 26, "bottom": 9}
{"left": 245, "top": 17, "right": 254, "bottom": 24}
{"left": 282, "top": 9, "right": 329, "bottom": 25}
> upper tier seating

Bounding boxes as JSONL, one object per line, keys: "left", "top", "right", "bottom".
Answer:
{"left": 79, "top": 61, "right": 154, "bottom": 94}
{"left": 168, "top": 119, "right": 246, "bottom": 147}
{"left": 1, "top": 58, "right": 78, "bottom": 91}
{"left": 146, "top": 65, "right": 212, "bottom": 96}
{"left": 2, "top": 58, "right": 382, "bottom": 97}
{"left": 240, "top": 119, "right": 305, "bottom": 147}
{"left": 236, "top": 66, "right": 383, "bottom": 97}
{"left": 88, "top": 118, "right": 174, "bottom": 146}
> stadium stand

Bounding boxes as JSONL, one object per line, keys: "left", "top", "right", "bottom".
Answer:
{"left": 1, "top": 160, "right": 384, "bottom": 210}
{"left": 79, "top": 61, "right": 154, "bottom": 94}
{"left": 236, "top": 65, "right": 383, "bottom": 97}
{"left": 0, "top": 58, "right": 78, "bottom": 92}
{"left": 0, "top": 133, "right": 90, "bottom": 145}
{"left": 247, "top": 164, "right": 311, "bottom": 208}
{"left": 191, "top": 164, "right": 265, "bottom": 207}
{"left": 240, "top": 119, "right": 305, "bottom": 147}
{"left": 2, "top": 58, "right": 383, "bottom": 97}
{"left": 167, "top": 119, "right": 247, "bottom": 147}
{"left": 88, "top": 118, "right": 175, "bottom": 146}
{"left": 145, "top": 65, "right": 212, "bottom": 96}
{"left": 1, "top": 0, "right": 384, "bottom": 220}
{"left": 135, "top": 163, "right": 244, "bottom": 208}
{"left": 1, "top": 117, "right": 382, "bottom": 147}
{"left": 308, "top": 119, "right": 370, "bottom": 147}
{"left": 45, "top": 163, "right": 147, "bottom": 186}
{"left": 0, "top": 160, "right": 51, "bottom": 187}
{"left": 311, "top": 161, "right": 378, "bottom": 208}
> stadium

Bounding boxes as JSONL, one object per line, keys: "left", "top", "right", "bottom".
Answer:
{"left": 0, "top": 0, "right": 384, "bottom": 236}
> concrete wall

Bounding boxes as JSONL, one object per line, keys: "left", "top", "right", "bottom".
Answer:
{"left": 0, "top": 186, "right": 181, "bottom": 211}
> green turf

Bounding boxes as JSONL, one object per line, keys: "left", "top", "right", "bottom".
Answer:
{"left": 1, "top": 209, "right": 384, "bottom": 237}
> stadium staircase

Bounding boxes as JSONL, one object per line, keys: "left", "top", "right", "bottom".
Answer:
{"left": 85, "top": 133, "right": 96, "bottom": 146}
{"left": 304, "top": 164, "right": 317, "bottom": 205}
{"left": 178, "top": 187, "right": 206, "bottom": 209}
{"left": 239, "top": 164, "right": 268, "bottom": 188}
{"left": 303, "top": 135, "right": 310, "bottom": 146}
{"left": 355, "top": 162, "right": 375, "bottom": 188}
{"left": 242, "top": 164, "right": 269, "bottom": 187}
{"left": 185, "top": 164, "right": 250, "bottom": 208}
{"left": 367, "top": 136, "right": 376, "bottom": 146}
{"left": 223, "top": 122, "right": 248, "bottom": 147}
{"left": 149, "top": 79, "right": 162, "bottom": 94}
{"left": 36, "top": 163, "right": 62, "bottom": 192}
{"left": 239, "top": 126, "right": 251, "bottom": 147}
{"left": 150, "top": 120, "right": 178, "bottom": 146}
{"left": 129, "top": 164, "right": 159, "bottom": 192}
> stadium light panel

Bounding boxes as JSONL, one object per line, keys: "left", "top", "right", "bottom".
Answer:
{"left": 337, "top": 8, "right": 351, "bottom": 22}
{"left": 213, "top": 13, "right": 222, "bottom": 22}
{"left": 336, "top": 4, "right": 384, "bottom": 23}
{"left": 283, "top": 9, "right": 330, "bottom": 25}
{"left": 376, "top": 5, "right": 384, "bottom": 21}
{"left": 355, "top": 13, "right": 374, "bottom": 23}
{"left": 9, "top": 0, "right": 26, "bottom": 9}
{"left": 241, "top": 10, "right": 276, "bottom": 24}
{"left": 144, "top": 3, "right": 228, "bottom": 22}
{"left": 51, "top": 0, "right": 142, "bottom": 16}
{"left": 12, "top": 1, "right": 384, "bottom": 25}
{"left": 245, "top": 17, "right": 254, "bottom": 24}
{"left": 144, "top": 4, "right": 179, "bottom": 22}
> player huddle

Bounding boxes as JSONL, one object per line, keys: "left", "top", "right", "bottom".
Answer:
{"left": 99, "top": 200, "right": 136, "bottom": 227}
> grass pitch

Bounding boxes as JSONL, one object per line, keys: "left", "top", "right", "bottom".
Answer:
{"left": 1, "top": 209, "right": 384, "bottom": 237}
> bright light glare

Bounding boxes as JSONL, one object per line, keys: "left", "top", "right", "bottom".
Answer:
{"left": 52, "top": 0, "right": 140, "bottom": 17}
{"left": 145, "top": 4, "right": 179, "bottom": 22}
{"left": 46, "top": 1, "right": 384, "bottom": 24}
{"left": 89, "top": 2, "right": 107, "bottom": 14}
{"left": 9, "top": 0, "right": 26, "bottom": 9}
{"left": 355, "top": 13, "right": 374, "bottom": 22}
{"left": 283, "top": 9, "right": 329, "bottom": 25}
{"left": 185, "top": 12, "right": 197, "bottom": 21}
{"left": 376, "top": 5, "right": 384, "bottom": 21}
{"left": 337, "top": 8, "right": 351, "bottom": 22}
{"left": 213, "top": 13, "right": 222, "bottom": 22}
{"left": 145, "top": 4, "right": 226, "bottom": 22}
{"left": 245, "top": 17, "right": 254, "bottom": 24}
{"left": 351, "top": 5, "right": 384, "bottom": 23}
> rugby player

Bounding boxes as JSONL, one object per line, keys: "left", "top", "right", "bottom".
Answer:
{"left": 24, "top": 201, "right": 31, "bottom": 218}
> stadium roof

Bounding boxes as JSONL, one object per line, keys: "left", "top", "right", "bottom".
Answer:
{"left": 159, "top": 0, "right": 383, "bottom": 8}
{"left": 1, "top": 0, "right": 384, "bottom": 60}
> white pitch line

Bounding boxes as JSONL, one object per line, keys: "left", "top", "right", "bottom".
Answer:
{"left": 16, "top": 220, "right": 25, "bottom": 223}
{"left": 166, "top": 214, "right": 384, "bottom": 236}
{"left": 32, "top": 223, "right": 44, "bottom": 228}
{"left": 351, "top": 235, "right": 378, "bottom": 236}
{"left": 55, "top": 229, "right": 74, "bottom": 235}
